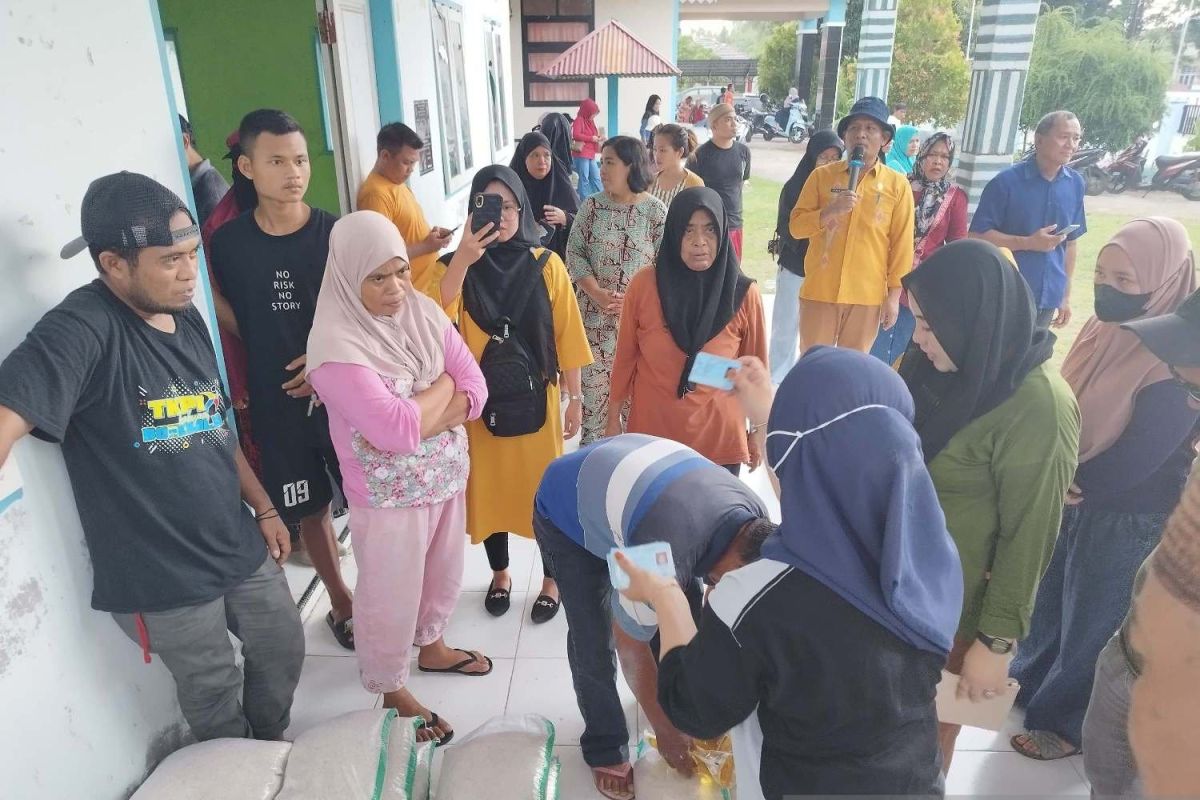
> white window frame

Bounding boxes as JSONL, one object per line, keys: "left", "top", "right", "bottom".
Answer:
{"left": 484, "top": 20, "right": 512, "bottom": 159}
{"left": 431, "top": 0, "right": 474, "bottom": 194}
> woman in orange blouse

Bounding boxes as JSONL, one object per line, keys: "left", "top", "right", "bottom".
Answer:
{"left": 605, "top": 187, "right": 768, "bottom": 474}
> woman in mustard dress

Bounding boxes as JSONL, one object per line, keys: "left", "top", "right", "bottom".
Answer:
{"left": 437, "top": 165, "right": 592, "bottom": 623}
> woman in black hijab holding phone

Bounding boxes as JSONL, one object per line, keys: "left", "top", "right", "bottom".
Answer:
{"left": 437, "top": 165, "right": 593, "bottom": 624}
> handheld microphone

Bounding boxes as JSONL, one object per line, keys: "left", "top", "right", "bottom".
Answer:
{"left": 847, "top": 145, "right": 866, "bottom": 193}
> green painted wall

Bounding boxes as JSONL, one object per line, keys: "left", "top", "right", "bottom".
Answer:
{"left": 158, "top": 0, "right": 341, "bottom": 213}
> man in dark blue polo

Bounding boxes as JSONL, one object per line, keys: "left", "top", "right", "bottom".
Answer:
{"left": 970, "top": 110, "right": 1087, "bottom": 330}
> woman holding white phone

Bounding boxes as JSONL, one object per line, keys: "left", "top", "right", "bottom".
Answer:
{"left": 605, "top": 187, "right": 767, "bottom": 475}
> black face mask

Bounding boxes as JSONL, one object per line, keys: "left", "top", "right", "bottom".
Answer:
{"left": 1094, "top": 284, "right": 1152, "bottom": 323}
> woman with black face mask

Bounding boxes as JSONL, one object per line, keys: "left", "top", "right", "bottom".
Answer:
{"left": 1010, "top": 217, "right": 1199, "bottom": 762}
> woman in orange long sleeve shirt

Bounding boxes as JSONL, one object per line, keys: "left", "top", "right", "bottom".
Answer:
{"left": 605, "top": 188, "right": 767, "bottom": 473}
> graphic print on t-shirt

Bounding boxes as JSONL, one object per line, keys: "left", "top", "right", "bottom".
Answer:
{"left": 271, "top": 269, "right": 301, "bottom": 312}
{"left": 137, "top": 377, "right": 231, "bottom": 454}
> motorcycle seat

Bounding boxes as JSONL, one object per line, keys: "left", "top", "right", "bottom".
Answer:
{"left": 1155, "top": 153, "right": 1200, "bottom": 167}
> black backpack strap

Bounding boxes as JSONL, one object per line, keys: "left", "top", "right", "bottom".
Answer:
{"left": 505, "top": 248, "right": 553, "bottom": 330}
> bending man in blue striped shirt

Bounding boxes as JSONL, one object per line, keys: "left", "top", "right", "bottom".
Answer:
{"left": 534, "top": 433, "right": 776, "bottom": 800}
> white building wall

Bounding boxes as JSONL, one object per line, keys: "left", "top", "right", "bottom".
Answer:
{"left": 509, "top": 0, "right": 678, "bottom": 139}
{"left": 398, "top": 0, "right": 516, "bottom": 233}
{"left": 0, "top": 1, "right": 204, "bottom": 798}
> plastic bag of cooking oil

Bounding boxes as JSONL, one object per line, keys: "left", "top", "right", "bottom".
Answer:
{"left": 636, "top": 730, "right": 735, "bottom": 800}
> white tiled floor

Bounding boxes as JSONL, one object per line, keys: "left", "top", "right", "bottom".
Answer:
{"left": 280, "top": 291, "right": 1089, "bottom": 797}
{"left": 284, "top": 541, "right": 1090, "bottom": 798}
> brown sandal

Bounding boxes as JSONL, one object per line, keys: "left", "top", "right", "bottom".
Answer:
{"left": 1011, "top": 731, "right": 1080, "bottom": 760}
{"left": 592, "top": 763, "right": 635, "bottom": 800}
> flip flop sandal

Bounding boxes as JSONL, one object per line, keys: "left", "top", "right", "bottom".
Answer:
{"left": 417, "top": 648, "right": 494, "bottom": 676}
{"left": 325, "top": 611, "right": 355, "bottom": 650}
{"left": 485, "top": 581, "right": 511, "bottom": 617}
{"left": 1011, "top": 731, "right": 1080, "bottom": 761}
{"left": 530, "top": 594, "right": 561, "bottom": 624}
{"left": 592, "top": 763, "right": 635, "bottom": 800}
{"left": 418, "top": 711, "right": 455, "bottom": 747}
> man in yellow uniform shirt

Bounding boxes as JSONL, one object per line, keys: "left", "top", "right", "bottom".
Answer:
{"left": 789, "top": 97, "right": 915, "bottom": 353}
{"left": 357, "top": 122, "right": 453, "bottom": 297}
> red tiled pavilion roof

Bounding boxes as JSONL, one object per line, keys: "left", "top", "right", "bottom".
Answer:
{"left": 538, "top": 20, "right": 681, "bottom": 79}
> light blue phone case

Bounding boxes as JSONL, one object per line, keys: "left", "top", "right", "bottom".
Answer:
{"left": 607, "top": 542, "right": 676, "bottom": 591}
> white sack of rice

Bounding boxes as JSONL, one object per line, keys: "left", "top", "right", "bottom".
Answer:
{"left": 435, "top": 714, "right": 558, "bottom": 800}
{"left": 131, "top": 738, "right": 292, "bottom": 800}
{"left": 634, "top": 749, "right": 735, "bottom": 800}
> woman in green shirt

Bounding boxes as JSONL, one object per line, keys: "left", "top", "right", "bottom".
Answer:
{"left": 899, "top": 239, "right": 1081, "bottom": 772}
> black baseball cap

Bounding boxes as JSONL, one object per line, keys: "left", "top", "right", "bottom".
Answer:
{"left": 1122, "top": 288, "right": 1200, "bottom": 367}
{"left": 60, "top": 171, "right": 198, "bottom": 259}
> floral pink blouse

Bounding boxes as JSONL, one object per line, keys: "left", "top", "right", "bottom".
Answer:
{"left": 309, "top": 326, "right": 488, "bottom": 509}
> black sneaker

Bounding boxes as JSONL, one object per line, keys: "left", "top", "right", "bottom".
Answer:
{"left": 530, "top": 594, "right": 561, "bottom": 624}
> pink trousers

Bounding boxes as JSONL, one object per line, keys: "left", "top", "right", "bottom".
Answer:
{"left": 350, "top": 494, "right": 465, "bottom": 693}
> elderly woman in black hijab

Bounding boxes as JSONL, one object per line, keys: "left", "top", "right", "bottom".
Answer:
{"left": 606, "top": 187, "right": 767, "bottom": 475}
{"left": 437, "top": 165, "right": 593, "bottom": 623}
{"left": 770, "top": 130, "right": 844, "bottom": 384}
{"left": 510, "top": 130, "right": 579, "bottom": 260}
{"left": 898, "top": 239, "right": 1081, "bottom": 771}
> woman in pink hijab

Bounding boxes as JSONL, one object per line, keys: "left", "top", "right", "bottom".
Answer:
{"left": 1011, "top": 217, "right": 1199, "bottom": 761}
{"left": 307, "top": 211, "right": 490, "bottom": 746}
{"left": 572, "top": 97, "right": 604, "bottom": 201}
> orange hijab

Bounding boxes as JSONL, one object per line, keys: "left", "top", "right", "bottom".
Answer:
{"left": 1062, "top": 217, "right": 1198, "bottom": 462}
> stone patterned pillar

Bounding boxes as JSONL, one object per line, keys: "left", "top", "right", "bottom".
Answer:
{"left": 957, "top": 0, "right": 1040, "bottom": 214}
{"left": 796, "top": 19, "right": 821, "bottom": 104}
{"left": 854, "top": 0, "right": 900, "bottom": 102}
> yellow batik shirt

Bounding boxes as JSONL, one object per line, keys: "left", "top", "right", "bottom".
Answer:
{"left": 789, "top": 159, "right": 916, "bottom": 307}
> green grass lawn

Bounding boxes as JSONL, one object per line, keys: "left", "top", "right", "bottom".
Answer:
{"left": 740, "top": 177, "right": 1200, "bottom": 368}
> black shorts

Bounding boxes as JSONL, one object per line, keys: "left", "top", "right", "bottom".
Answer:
{"left": 253, "top": 408, "right": 343, "bottom": 525}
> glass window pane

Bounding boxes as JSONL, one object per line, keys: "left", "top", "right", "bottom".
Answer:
{"left": 527, "top": 21, "right": 590, "bottom": 42}
{"left": 522, "top": 0, "right": 557, "bottom": 15}
{"left": 529, "top": 81, "right": 590, "bottom": 103}
{"left": 558, "top": 0, "right": 594, "bottom": 15}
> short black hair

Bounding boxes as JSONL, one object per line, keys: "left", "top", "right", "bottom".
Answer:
{"left": 739, "top": 518, "right": 779, "bottom": 563}
{"left": 178, "top": 114, "right": 194, "bottom": 144}
{"left": 89, "top": 244, "right": 140, "bottom": 274}
{"left": 238, "top": 109, "right": 305, "bottom": 156}
{"left": 602, "top": 135, "right": 653, "bottom": 193}
{"left": 377, "top": 122, "right": 424, "bottom": 154}
{"left": 893, "top": 102, "right": 907, "bottom": 111}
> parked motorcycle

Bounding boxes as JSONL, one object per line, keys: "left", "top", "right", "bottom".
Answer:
{"left": 1150, "top": 152, "right": 1200, "bottom": 200}
{"left": 785, "top": 106, "right": 814, "bottom": 144}
{"left": 1106, "top": 135, "right": 1149, "bottom": 194}
{"left": 747, "top": 105, "right": 786, "bottom": 142}
{"left": 1072, "top": 147, "right": 1111, "bottom": 196}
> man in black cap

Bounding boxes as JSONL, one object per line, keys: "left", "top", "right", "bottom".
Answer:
{"left": 0, "top": 172, "right": 304, "bottom": 742}
{"left": 788, "top": 96, "right": 915, "bottom": 353}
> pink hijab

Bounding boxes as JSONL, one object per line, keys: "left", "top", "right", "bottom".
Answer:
{"left": 1062, "top": 217, "right": 1198, "bottom": 462}
{"left": 307, "top": 211, "right": 447, "bottom": 391}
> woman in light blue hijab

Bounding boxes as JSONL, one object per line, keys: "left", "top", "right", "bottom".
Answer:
{"left": 887, "top": 124, "right": 920, "bottom": 175}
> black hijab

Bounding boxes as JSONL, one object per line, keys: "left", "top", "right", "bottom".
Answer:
{"left": 459, "top": 165, "right": 559, "bottom": 385}
{"left": 537, "top": 113, "right": 574, "bottom": 172}
{"left": 656, "top": 187, "right": 754, "bottom": 398}
{"left": 898, "top": 239, "right": 1055, "bottom": 461}
{"left": 775, "top": 130, "right": 843, "bottom": 273}
{"left": 510, "top": 131, "right": 579, "bottom": 221}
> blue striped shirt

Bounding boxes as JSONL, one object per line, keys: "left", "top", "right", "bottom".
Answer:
{"left": 535, "top": 434, "right": 767, "bottom": 639}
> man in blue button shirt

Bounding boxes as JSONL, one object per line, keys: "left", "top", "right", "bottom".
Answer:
{"left": 970, "top": 111, "right": 1088, "bottom": 329}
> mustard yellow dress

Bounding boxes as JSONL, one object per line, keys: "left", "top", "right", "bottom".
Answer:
{"left": 443, "top": 248, "right": 593, "bottom": 542}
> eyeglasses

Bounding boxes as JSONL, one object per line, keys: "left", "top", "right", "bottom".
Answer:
{"left": 501, "top": 203, "right": 522, "bottom": 218}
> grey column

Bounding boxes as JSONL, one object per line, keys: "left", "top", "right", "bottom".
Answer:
{"left": 795, "top": 19, "right": 821, "bottom": 104}
{"left": 814, "top": 22, "right": 845, "bottom": 131}
{"left": 855, "top": 0, "right": 900, "bottom": 101}
{"left": 957, "top": 0, "right": 1040, "bottom": 214}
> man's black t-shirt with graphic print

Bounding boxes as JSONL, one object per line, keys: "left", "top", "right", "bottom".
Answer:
{"left": 208, "top": 208, "right": 337, "bottom": 436}
{"left": 0, "top": 281, "right": 265, "bottom": 613}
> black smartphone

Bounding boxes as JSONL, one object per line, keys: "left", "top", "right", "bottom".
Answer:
{"left": 471, "top": 193, "right": 503, "bottom": 236}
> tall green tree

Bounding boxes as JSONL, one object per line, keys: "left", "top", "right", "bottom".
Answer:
{"left": 758, "top": 22, "right": 799, "bottom": 100}
{"left": 1022, "top": 8, "right": 1169, "bottom": 149}
{"left": 890, "top": 0, "right": 971, "bottom": 125}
